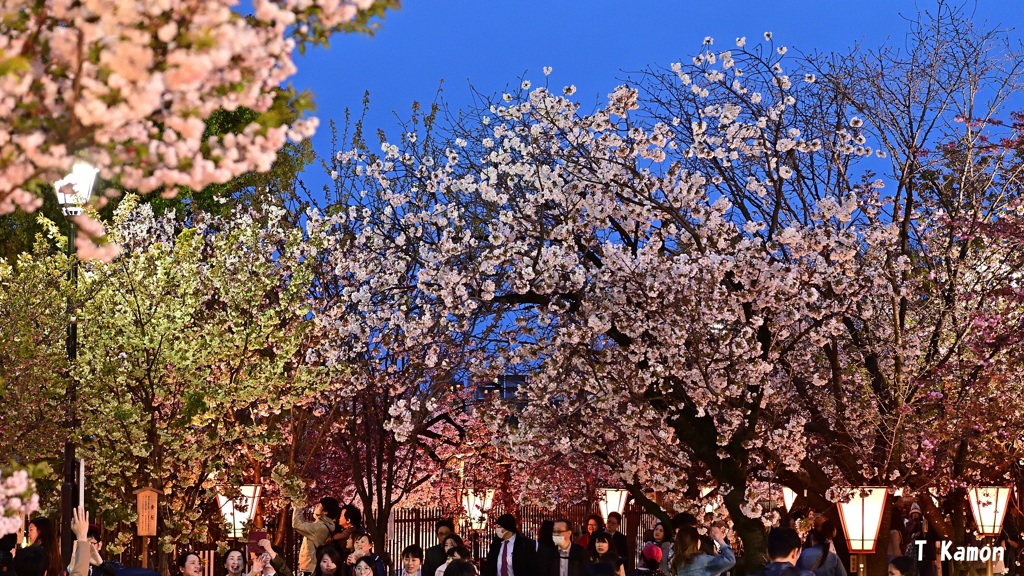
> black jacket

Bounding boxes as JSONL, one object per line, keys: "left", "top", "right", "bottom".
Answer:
{"left": 538, "top": 543, "right": 587, "bottom": 576}
{"left": 610, "top": 532, "right": 630, "bottom": 569}
{"left": 482, "top": 534, "right": 537, "bottom": 576}
{"left": 423, "top": 543, "right": 447, "bottom": 576}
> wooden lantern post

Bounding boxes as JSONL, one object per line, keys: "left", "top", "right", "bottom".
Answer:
{"left": 134, "top": 487, "right": 159, "bottom": 569}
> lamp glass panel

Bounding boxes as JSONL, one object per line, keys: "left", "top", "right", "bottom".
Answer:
{"left": 463, "top": 489, "right": 494, "bottom": 530}
{"left": 782, "top": 487, "right": 797, "bottom": 512}
{"left": 53, "top": 162, "right": 99, "bottom": 215}
{"left": 836, "top": 487, "right": 887, "bottom": 553}
{"left": 598, "top": 488, "right": 629, "bottom": 519}
{"left": 968, "top": 486, "right": 1012, "bottom": 537}
{"left": 217, "top": 484, "right": 262, "bottom": 539}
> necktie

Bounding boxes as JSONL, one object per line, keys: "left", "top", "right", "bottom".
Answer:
{"left": 500, "top": 539, "right": 510, "bottom": 576}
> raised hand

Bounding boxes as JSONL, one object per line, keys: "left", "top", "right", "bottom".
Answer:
{"left": 72, "top": 507, "right": 90, "bottom": 541}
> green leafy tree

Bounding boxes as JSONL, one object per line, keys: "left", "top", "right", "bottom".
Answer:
{"left": 70, "top": 196, "right": 320, "bottom": 574}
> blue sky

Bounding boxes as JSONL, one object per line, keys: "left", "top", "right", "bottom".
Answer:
{"left": 290, "top": 0, "right": 1021, "bottom": 191}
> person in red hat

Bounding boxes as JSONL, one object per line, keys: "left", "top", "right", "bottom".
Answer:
{"left": 635, "top": 544, "right": 663, "bottom": 574}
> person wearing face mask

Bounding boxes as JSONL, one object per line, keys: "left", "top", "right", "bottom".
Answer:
{"left": 482, "top": 514, "right": 536, "bottom": 576}
{"left": 539, "top": 519, "right": 587, "bottom": 576}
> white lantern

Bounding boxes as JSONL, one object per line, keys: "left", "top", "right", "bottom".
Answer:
{"left": 782, "top": 487, "right": 797, "bottom": 512}
{"left": 598, "top": 488, "right": 629, "bottom": 519}
{"left": 967, "top": 486, "right": 1012, "bottom": 537}
{"left": 53, "top": 162, "right": 99, "bottom": 216}
{"left": 462, "top": 489, "right": 494, "bottom": 530}
{"left": 216, "top": 484, "right": 263, "bottom": 539}
{"left": 836, "top": 487, "right": 887, "bottom": 554}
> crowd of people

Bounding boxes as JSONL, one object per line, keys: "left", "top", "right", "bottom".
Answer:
{"left": 275, "top": 498, "right": 813, "bottom": 576}
{"left": 4, "top": 496, "right": 1014, "bottom": 576}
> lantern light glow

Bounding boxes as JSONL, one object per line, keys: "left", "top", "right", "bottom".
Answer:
{"left": 782, "top": 487, "right": 797, "bottom": 512}
{"left": 836, "top": 486, "right": 888, "bottom": 554}
{"left": 598, "top": 488, "right": 629, "bottom": 520}
{"left": 53, "top": 162, "right": 99, "bottom": 216}
{"left": 216, "top": 484, "right": 262, "bottom": 539}
{"left": 462, "top": 489, "right": 494, "bottom": 530}
{"left": 967, "top": 486, "right": 1012, "bottom": 537}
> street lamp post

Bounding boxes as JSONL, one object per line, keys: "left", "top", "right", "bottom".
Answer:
{"left": 54, "top": 161, "right": 99, "bottom": 566}
{"left": 967, "top": 486, "right": 1012, "bottom": 576}
{"left": 836, "top": 487, "right": 888, "bottom": 576}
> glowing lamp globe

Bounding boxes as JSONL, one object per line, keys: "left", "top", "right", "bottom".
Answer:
{"left": 782, "top": 487, "right": 797, "bottom": 512}
{"left": 53, "top": 162, "right": 99, "bottom": 216}
{"left": 598, "top": 488, "right": 629, "bottom": 519}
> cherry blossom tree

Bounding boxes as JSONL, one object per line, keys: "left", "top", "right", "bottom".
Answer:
{"left": 320, "top": 6, "right": 1024, "bottom": 571}
{"left": 63, "top": 195, "right": 321, "bottom": 573}
{"left": 0, "top": 0, "right": 393, "bottom": 258}
{"left": 776, "top": 6, "right": 1024, "bottom": 549}
{"left": 0, "top": 467, "right": 39, "bottom": 537}
{"left": 283, "top": 121, "right": 480, "bottom": 553}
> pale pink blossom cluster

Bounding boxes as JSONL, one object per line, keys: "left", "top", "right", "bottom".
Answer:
{"left": 327, "top": 55, "right": 873, "bottom": 498}
{"left": 0, "top": 0, "right": 375, "bottom": 259}
{"left": 0, "top": 470, "right": 38, "bottom": 537}
{"left": 313, "top": 23, "right": 1024, "bottom": 518}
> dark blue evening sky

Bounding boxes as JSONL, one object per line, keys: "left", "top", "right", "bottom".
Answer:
{"left": 290, "top": 0, "right": 1021, "bottom": 190}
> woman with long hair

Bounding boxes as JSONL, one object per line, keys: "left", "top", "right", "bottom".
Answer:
{"left": 588, "top": 531, "right": 625, "bottom": 576}
{"left": 313, "top": 546, "right": 344, "bottom": 576}
{"left": 669, "top": 525, "right": 735, "bottom": 576}
{"left": 442, "top": 534, "right": 465, "bottom": 554}
{"left": 28, "top": 517, "right": 61, "bottom": 576}
{"left": 797, "top": 523, "right": 847, "bottom": 576}
{"left": 647, "top": 520, "right": 673, "bottom": 575}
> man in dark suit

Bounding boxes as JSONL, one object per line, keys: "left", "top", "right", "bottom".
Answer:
{"left": 539, "top": 518, "right": 588, "bottom": 576}
{"left": 482, "top": 514, "right": 536, "bottom": 576}
{"left": 605, "top": 512, "right": 630, "bottom": 568}
{"left": 422, "top": 519, "right": 455, "bottom": 576}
